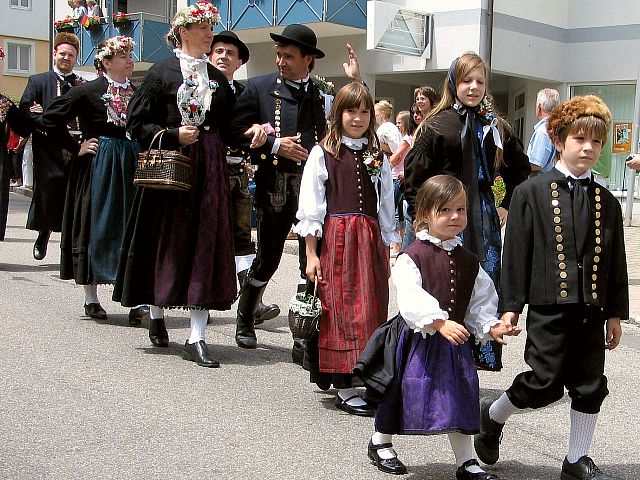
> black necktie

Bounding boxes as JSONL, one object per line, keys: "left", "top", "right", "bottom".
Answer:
{"left": 568, "top": 176, "right": 591, "bottom": 259}
{"left": 59, "top": 75, "right": 73, "bottom": 94}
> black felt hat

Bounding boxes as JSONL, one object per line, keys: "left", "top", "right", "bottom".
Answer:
{"left": 269, "top": 24, "right": 325, "bottom": 58}
{"left": 211, "top": 30, "right": 250, "bottom": 64}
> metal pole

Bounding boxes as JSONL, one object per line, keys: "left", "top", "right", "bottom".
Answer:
{"left": 624, "top": 60, "right": 640, "bottom": 226}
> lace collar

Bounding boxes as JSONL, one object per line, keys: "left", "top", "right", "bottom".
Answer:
{"left": 173, "top": 48, "right": 216, "bottom": 126}
{"left": 416, "top": 229, "right": 462, "bottom": 251}
{"left": 103, "top": 74, "right": 130, "bottom": 90}
{"left": 173, "top": 48, "right": 208, "bottom": 66}
{"left": 341, "top": 136, "right": 368, "bottom": 150}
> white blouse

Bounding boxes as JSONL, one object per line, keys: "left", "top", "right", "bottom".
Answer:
{"left": 293, "top": 136, "right": 400, "bottom": 245}
{"left": 393, "top": 229, "right": 500, "bottom": 341}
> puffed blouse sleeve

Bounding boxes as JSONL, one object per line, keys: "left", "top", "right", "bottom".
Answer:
{"left": 127, "top": 68, "right": 181, "bottom": 151}
{"left": 392, "top": 253, "right": 449, "bottom": 337}
{"left": 464, "top": 266, "right": 500, "bottom": 343}
{"left": 293, "top": 144, "right": 328, "bottom": 237}
{"left": 378, "top": 156, "right": 401, "bottom": 245}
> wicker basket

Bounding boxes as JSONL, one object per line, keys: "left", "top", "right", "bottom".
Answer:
{"left": 288, "top": 280, "right": 322, "bottom": 341}
{"left": 134, "top": 129, "right": 193, "bottom": 191}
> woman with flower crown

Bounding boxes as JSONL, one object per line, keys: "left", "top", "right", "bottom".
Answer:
{"left": 403, "top": 52, "right": 530, "bottom": 371}
{"left": 40, "top": 35, "right": 150, "bottom": 324}
{"left": 294, "top": 82, "right": 399, "bottom": 415}
{"left": 113, "top": 1, "right": 246, "bottom": 368}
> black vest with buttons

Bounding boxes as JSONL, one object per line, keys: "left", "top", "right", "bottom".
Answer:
{"left": 404, "top": 240, "right": 479, "bottom": 325}
{"left": 322, "top": 144, "right": 379, "bottom": 218}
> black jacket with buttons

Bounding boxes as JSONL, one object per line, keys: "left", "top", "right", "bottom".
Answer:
{"left": 500, "top": 168, "right": 628, "bottom": 319}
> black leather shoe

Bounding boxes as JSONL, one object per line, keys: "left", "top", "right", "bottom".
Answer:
{"left": 128, "top": 305, "right": 150, "bottom": 326}
{"left": 148, "top": 317, "right": 169, "bottom": 347}
{"left": 84, "top": 302, "right": 107, "bottom": 320}
{"left": 474, "top": 397, "right": 504, "bottom": 465}
{"left": 456, "top": 459, "right": 500, "bottom": 479}
{"left": 33, "top": 230, "right": 51, "bottom": 260}
{"left": 335, "top": 393, "right": 376, "bottom": 417}
{"left": 182, "top": 340, "right": 220, "bottom": 368}
{"left": 561, "top": 456, "right": 622, "bottom": 480}
{"left": 367, "top": 439, "right": 408, "bottom": 475}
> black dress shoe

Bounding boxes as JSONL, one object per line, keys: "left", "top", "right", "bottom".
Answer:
{"left": 561, "top": 456, "right": 622, "bottom": 480}
{"left": 456, "top": 459, "right": 500, "bottom": 480}
{"left": 128, "top": 305, "right": 150, "bottom": 326}
{"left": 148, "top": 317, "right": 169, "bottom": 347}
{"left": 367, "top": 439, "right": 408, "bottom": 475}
{"left": 84, "top": 302, "right": 107, "bottom": 319}
{"left": 182, "top": 340, "right": 220, "bottom": 368}
{"left": 474, "top": 397, "right": 504, "bottom": 465}
{"left": 335, "top": 393, "right": 376, "bottom": 417}
{"left": 33, "top": 230, "right": 51, "bottom": 260}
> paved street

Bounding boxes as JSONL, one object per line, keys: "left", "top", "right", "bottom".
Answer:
{"left": 1, "top": 192, "right": 639, "bottom": 480}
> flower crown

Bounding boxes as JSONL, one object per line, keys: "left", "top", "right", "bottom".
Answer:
{"left": 172, "top": 1, "right": 221, "bottom": 28}
{"left": 95, "top": 36, "right": 135, "bottom": 63}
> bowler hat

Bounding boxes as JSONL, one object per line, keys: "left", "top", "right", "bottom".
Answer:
{"left": 270, "top": 24, "right": 324, "bottom": 59}
{"left": 211, "top": 30, "right": 250, "bottom": 64}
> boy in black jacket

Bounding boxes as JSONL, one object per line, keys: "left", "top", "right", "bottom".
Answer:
{"left": 474, "top": 95, "right": 628, "bottom": 480}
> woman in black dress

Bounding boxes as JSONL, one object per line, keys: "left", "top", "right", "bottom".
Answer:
{"left": 113, "top": 1, "right": 238, "bottom": 367}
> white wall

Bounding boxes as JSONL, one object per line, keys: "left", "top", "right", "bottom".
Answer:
{"left": 3, "top": 1, "right": 49, "bottom": 41}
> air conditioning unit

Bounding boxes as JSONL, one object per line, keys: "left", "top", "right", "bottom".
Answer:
{"left": 367, "top": 1, "right": 431, "bottom": 58}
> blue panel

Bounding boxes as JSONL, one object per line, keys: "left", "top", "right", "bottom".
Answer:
{"left": 79, "top": 24, "right": 110, "bottom": 67}
{"left": 325, "top": 0, "right": 366, "bottom": 29}
{"left": 230, "top": 0, "right": 274, "bottom": 29}
{"left": 140, "top": 20, "right": 174, "bottom": 63}
{"left": 277, "top": 0, "right": 322, "bottom": 26}
{"left": 210, "top": 0, "right": 231, "bottom": 30}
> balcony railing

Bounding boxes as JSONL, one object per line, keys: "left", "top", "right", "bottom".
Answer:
{"left": 61, "top": 13, "right": 174, "bottom": 67}
{"left": 64, "top": 0, "right": 366, "bottom": 67}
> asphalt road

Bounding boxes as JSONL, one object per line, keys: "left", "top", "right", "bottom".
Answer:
{"left": 1, "top": 193, "right": 639, "bottom": 480}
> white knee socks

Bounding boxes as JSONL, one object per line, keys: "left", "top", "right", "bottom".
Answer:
{"left": 489, "top": 393, "right": 521, "bottom": 424}
{"left": 567, "top": 409, "right": 598, "bottom": 463}
{"left": 235, "top": 254, "right": 255, "bottom": 275}
{"left": 371, "top": 431, "right": 395, "bottom": 460}
{"left": 448, "top": 433, "right": 483, "bottom": 472}
{"left": 149, "top": 306, "right": 164, "bottom": 319}
{"left": 188, "top": 309, "right": 208, "bottom": 344}
{"left": 83, "top": 284, "right": 99, "bottom": 304}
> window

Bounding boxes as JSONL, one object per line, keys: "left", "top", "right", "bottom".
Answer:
{"left": 10, "top": 0, "right": 31, "bottom": 9}
{"left": 4, "top": 41, "right": 33, "bottom": 75}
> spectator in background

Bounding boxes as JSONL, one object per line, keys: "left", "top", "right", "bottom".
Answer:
{"left": 87, "top": 0, "right": 103, "bottom": 17}
{"left": 527, "top": 88, "right": 560, "bottom": 176}
{"left": 388, "top": 110, "right": 412, "bottom": 256}
{"left": 72, "top": 0, "right": 87, "bottom": 19}
{"left": 21, "top": 136, "right": 33, "bottom": 189}
{"left": 414, "top": 86, "right": 437, "bottom": 119}
{"left": 7, "top": 130, "right": 26, "bottom": 187}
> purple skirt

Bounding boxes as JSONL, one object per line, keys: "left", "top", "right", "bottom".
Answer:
{"left": 374, "top": 320, "right": 480, "bottom": 435}
{"left": 113, "top": 131, "right": 236, "bottom": 310}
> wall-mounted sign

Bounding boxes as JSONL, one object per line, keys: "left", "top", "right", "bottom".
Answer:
{"left": 613, "top": 122, "right": 632, "bottom": 154}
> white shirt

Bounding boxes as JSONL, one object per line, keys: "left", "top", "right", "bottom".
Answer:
{"left": 293, "top": 136, "right": 400, "bottom": 245}
{"left": 393, "top": 229, "right": 500, "bottom": 340}
{"left": 376, "top": 121, "right": 402, "bottom": 159}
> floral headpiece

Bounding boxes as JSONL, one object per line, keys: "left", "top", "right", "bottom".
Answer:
{"left": 0, "top": 47, "right": 4, "bottom": 60}
{"left": 95, "top": 36, "right": 135, "bottom": 63}
{"left": 172, "top": 1, "right": 221, "bottom": 28}
{"left": 547, "top": 94, "right": 612, "bottom": 142}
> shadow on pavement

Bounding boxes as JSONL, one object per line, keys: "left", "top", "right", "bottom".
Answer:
{"left": 0, "top": 263, "right": 59, "bottom": 272}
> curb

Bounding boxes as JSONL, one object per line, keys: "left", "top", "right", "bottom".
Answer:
{"left": 9, "top": 186, "right": 33, "bottom": 198}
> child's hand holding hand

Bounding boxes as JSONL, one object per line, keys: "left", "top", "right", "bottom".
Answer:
{"left": 605, "top": 317, "right": 622, "bottom": 350}
{"left": 433, "top": 319, "right": 470, "bottom": 345}
{"left": 490, "top": 312, "right": 522, "bottom": 345}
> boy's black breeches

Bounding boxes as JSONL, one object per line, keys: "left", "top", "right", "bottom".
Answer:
{"left": 506, "top": 304, "right": 608, "bottom": 414}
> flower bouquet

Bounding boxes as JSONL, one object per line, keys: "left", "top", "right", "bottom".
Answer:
{"left": 112, "top": 12, "right": 132, "bottom": 27}
{"left": 55, "top": 16, "right": 76, "bottom": 32}
{"left": 363, "top": 150, "right": 382, "bottom": 177}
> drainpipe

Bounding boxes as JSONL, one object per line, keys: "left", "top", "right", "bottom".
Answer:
{"left": 624, "top": 62, "right": 640, "bottom": 226}
{"left": 483, "top": 0, "right": 494, "bottom": 68}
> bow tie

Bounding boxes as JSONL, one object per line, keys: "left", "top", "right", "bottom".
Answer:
{"left": 567, "top": 176, "right": 590, "bottom": 189}
{"left": 286, "top": 79, "right": 308, "bottom": 91}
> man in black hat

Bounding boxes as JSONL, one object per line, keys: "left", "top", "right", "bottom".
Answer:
{"left": 18, "top": 32, "right": 85, "bottom": 260}
{"left": 229, "top": 23, "right": 362, "bottom": 355}
{"left": 209, "top": 30, "right": 280, "bottom": 325}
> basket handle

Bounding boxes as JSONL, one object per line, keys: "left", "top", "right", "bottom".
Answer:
{"left": 144, "top": 129, "right": 167, "bottom": 162}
